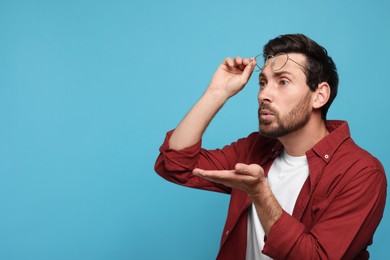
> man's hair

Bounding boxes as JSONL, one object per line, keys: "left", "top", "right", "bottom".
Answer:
{"left": 263, "top": 34, "right": 339, "bottom": 120}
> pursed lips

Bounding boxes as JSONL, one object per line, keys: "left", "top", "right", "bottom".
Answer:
{"left": 260, "top": 109, "right": 273, "bottom": 116}
{"left": 258, "top": 106, "right": 276, "bottom": 121}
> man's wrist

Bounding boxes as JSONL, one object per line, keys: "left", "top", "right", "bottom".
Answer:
{"left": 203, "top": 87, "right": 230, "bottom": 105}
{"left": 249, "top": 182, "right": 283, "bottom": 234}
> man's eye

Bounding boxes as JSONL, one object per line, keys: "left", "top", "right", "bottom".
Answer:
{"left": 279, "top": 79, "right": 289, "bottom": 86}
{"left": 259, "top": 81, "right": 267, "bottom": 89}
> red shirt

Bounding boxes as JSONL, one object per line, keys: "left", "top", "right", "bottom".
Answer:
{"left": 154, "top": 121, "right": 387, "bottom": 259}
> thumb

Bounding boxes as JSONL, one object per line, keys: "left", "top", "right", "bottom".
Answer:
{"left": 240, "top": 58, "right": 256, "bottom": 83}
{"left": 235, "top": 163, "right": 263, "bottom": 177}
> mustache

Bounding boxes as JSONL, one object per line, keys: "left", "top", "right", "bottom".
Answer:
{"left": 258, "top": 103, "right": 278, "bottom": 115}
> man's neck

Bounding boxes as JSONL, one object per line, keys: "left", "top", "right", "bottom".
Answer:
{"left": 277, "top": 116, "right": 329, "bottom": 157}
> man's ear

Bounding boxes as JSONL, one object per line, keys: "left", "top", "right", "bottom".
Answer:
{"left": 313, "top": 82, "right": 331, "bottom": 109}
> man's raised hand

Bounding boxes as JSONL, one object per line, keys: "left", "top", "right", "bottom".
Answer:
{"left": 206, "top": 56, "right": 256, "bottom": 99}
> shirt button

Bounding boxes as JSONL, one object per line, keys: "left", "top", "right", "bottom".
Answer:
{"left": 324, "top": 154, "right": 329, "bottom": 159}
{"left": 225, "top": 230, "right": 229, "bottom": 236}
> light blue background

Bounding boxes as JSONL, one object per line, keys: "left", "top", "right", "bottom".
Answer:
{"left": 1, "top": 0, "right": 389, "bottom": 259}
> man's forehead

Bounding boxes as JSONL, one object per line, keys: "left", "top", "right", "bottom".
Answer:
{"left": 259, "top": 52, "right": 308, "bottom": 77}
{"left": 285, "top": 52, "right": 307, "bottom": 63}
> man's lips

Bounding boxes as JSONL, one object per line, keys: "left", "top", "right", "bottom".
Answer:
{"left": 260, "top": 109, "right": 273, "bottom": 116}
{"left": 259, "top": 107, "right": 276, "bottom": 121}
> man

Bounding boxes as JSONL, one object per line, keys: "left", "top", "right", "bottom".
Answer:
{"left": 154, "top": 34, "right": 387, "bottom": 259}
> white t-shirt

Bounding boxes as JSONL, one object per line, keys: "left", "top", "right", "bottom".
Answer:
{"left": 246, "top": 151, "right": 309, "bottom": 260}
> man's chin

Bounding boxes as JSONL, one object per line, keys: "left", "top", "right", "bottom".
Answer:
{"left": 259, "top": 123, "right": 285, "bottom": 138}
{"left": 259, "top": 130, "right": 274, "bottom": 138}
{"left": 259, "top": 125, "right": 275, "bottom": 137}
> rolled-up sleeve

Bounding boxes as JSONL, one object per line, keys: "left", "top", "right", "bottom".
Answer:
{"left": 154, "top": 130, "right": 251, "bottom": 194}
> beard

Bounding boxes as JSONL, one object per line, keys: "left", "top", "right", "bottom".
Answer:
{"left": 258, "top": 91, "right": 312, "bottom": 138}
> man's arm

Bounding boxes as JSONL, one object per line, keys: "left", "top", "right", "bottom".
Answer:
{"left": 169, "top": 57, "right": 256, "bottom": 150}
{"left": 155, "top": 56, "right": 257, "bottom": 193}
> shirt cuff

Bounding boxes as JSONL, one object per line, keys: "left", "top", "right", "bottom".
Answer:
{"left": 262, "top": 210, "right": 305, "bottom": 259}
{"left": 159, "top": 130, "right": 203, "bottom": 172}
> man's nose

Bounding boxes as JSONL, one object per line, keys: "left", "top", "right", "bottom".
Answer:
{"left": 258, "top": 82, "right": 275, "bottom": 104}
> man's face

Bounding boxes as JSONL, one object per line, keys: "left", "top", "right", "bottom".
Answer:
{"left": 257, "top": 53, "right": 314, "bottom": 138}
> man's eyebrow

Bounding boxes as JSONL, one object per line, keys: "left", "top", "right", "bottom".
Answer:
{"left": 275, "top": 70, "right": 296, "bottom": 78}
{"left": 259, "top": 70, "right": 296, "bottom": 80}
{"left": 259, "top": 72, "right": 266, "bottom": 79}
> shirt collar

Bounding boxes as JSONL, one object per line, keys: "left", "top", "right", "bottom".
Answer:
{"left": 311, "top": 120, "right": 351, "bottom": 163}
{"left": 267, "top": 120, "right": 351, "bottom": 162}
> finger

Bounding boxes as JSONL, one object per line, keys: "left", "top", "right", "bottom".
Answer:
{"left": 235, "top": 163, "right": 263, "bottom": 177}
{"left": 193, "top": 168, "right": 229, "bottom": 178}
{"left": 193, "top": 169, "right": 235, "bottom": 184}
{"left": 242, "top": 58, "right": 250, "bottom": 66}
{"left": 234, "top": 56, "right": 247, "bottom": 70}
{"left": 193, "top": 168, "right": 216, "bottom": 177}
{"left": 193, "top": 168, "right": 246, "bottom": 180}
{"left": 193, "top": 168, "right": 255, "bottom": 186}
{"left": 235, "top": 56, "right": 243, "bottom": 65}
{"left": 224, "top": 57, "right": 234, "bottom": 67}
{"left": 235, "top": 163, "right": 253, "bottom": 176}
{"left": 240, "top": 58, "right": 251, "bottom": 71}
{"left": 192, "top": 168, "right": 204, "bottom": 176}
{"left": 240, "top": 57, "right": 256, "bottom": 82}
